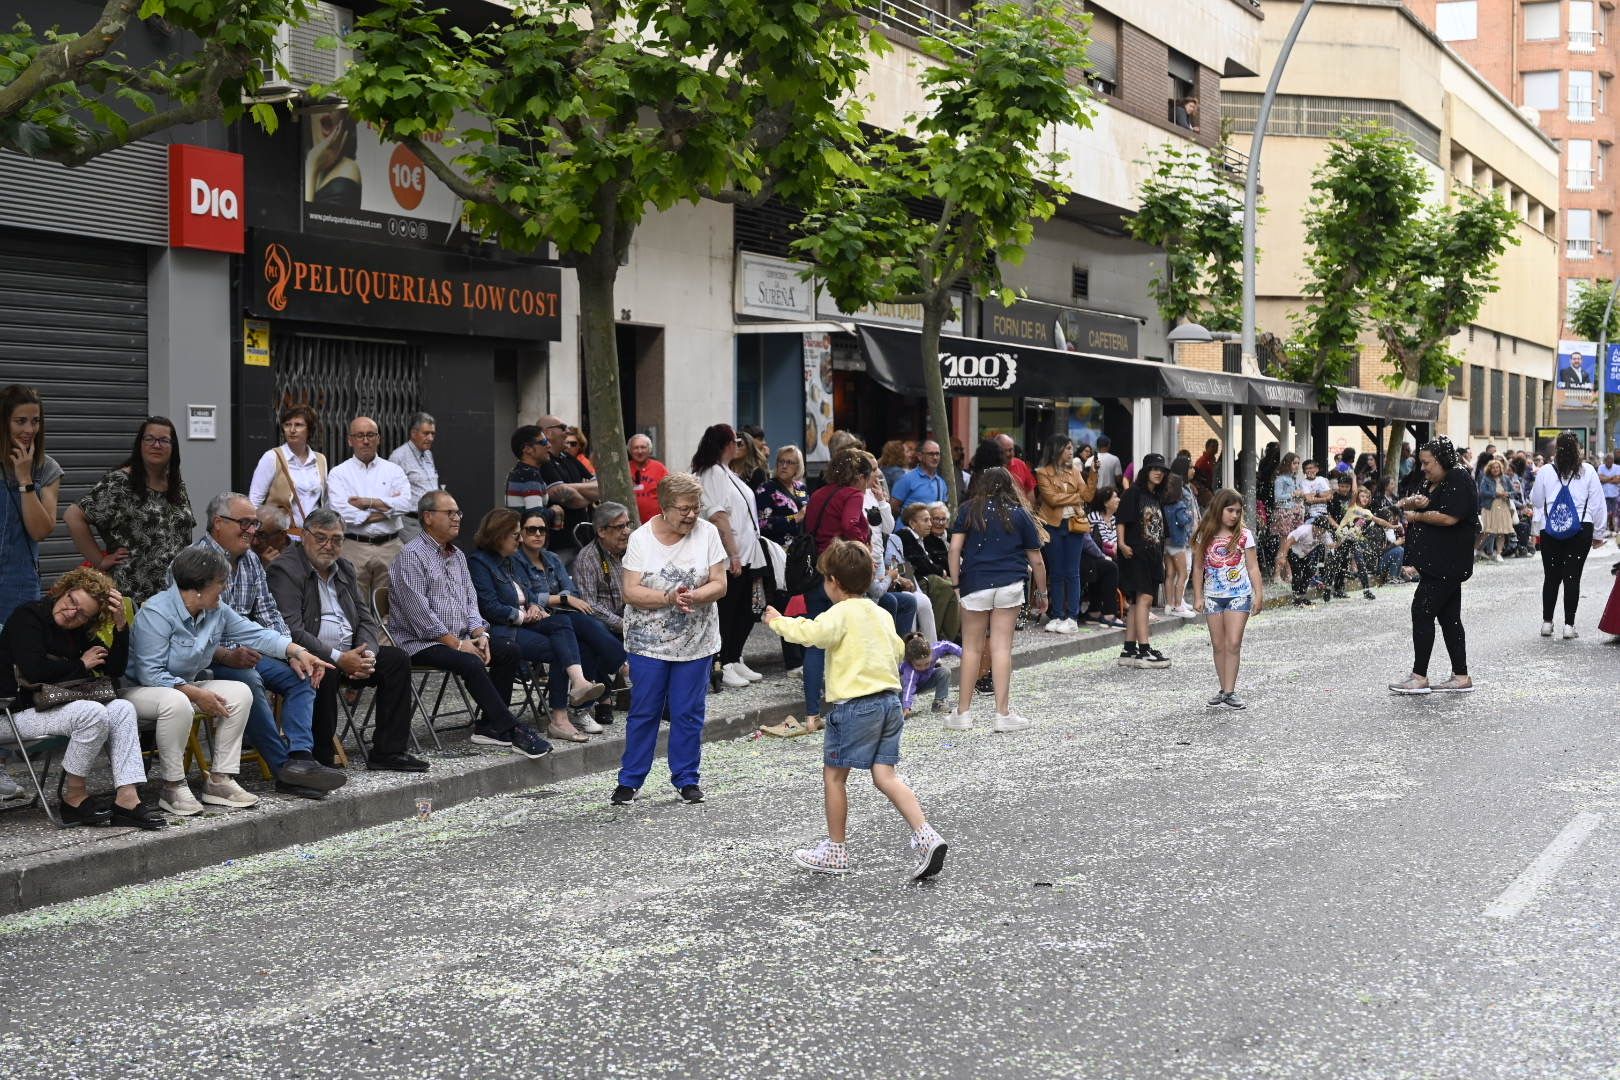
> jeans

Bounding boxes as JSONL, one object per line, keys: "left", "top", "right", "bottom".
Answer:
{"left": 617, "top": 654, "right": 709, "bottom": 790}
{"left": 914, "top": 664, "right": 950, "bottom": 706}
{"left": 410, "top": 639, "right": 522, "bottom": 734}
{"left": 1043, "top": 529, "right": 1082, "bottom": 620}
{"left": 552, "top": 609, "right": 627, "bottom": 680}
{"left": 211, "top": 656, "right": 319, "bottom": 772}
{"left": 878, "top": 590, "right": 917, "bottom": 635}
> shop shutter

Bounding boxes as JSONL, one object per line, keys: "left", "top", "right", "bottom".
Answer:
{"left": 270, "top": 332, "right": 425, "bottom": 456}
{"left": 0, "top": 229, "right": 150, "bottom": 581}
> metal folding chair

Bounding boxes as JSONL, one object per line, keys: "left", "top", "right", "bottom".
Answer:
{"left": 0, "top": 697, "right": 66, "bottom": 827}
{"left": 371, "top": 586, "right": 477, "bottom": 749}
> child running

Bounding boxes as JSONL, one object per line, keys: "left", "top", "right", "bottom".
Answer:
{"left": 763, "top": 539, "right": 948, "bottom": 881}
{"left": 899, "top": 633, "right": 962, "bottom": 717}
{"left": 1191, "top": 489, "right": 1264, "bottom": 711}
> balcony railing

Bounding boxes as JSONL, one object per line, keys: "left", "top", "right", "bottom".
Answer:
{"left": 856, "top": 0, "right": 973, "bottom": 50}
{"left": 1568, "top": 238, "right": 1596, "bottom": 258}
{"left": 1571, "top": 29, "right": 1598, "bottom": 52}
{"left": 1570, "top": 99, "right": 1596, "bottom": 121}
{"left": 1570, "top": 168, "right": 1596, "bottom": 190}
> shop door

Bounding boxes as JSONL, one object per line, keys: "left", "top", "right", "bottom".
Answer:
{"left": 0, "top": 228, "right": 148, "bottom": 581}
{"left": 270, "top": 333, "right": 425, "bottom": 458}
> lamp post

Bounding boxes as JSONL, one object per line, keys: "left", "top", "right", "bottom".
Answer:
{"left": 1167, "top": 321, "right": 1252, "bottom": 516}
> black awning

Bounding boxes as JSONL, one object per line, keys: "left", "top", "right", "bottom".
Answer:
{"left": 1329, "top": 387, "right": 1440, "bottom": 422}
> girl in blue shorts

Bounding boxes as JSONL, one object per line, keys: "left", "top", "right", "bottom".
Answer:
{"left": 1191, "top": 490, "right": 1264, "bottom": 711}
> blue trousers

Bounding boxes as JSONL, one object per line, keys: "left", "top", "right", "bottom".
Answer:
{"left": 552, "top": 609, "right": 627, "bottom": 681}
{"left": 212, "top": 655, "right": 318, "bottom": 771}
{"left": 617, "top": 654, "right": 709, "bottom": 791}
{"left": 1043, "top": 529, "right": 1082, "bottom": 620}
{"left": 505, "top": 620, "right": 582, "bottom": 711}
{"left": 801, "top": 582, "right": 911, "bottom": 716}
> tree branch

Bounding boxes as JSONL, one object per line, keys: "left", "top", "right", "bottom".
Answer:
{"left": 400, "top": 133, "right": 526, "bottom": 220}
{"left": 0, "top": 0, "right": 142, "bottom": 119}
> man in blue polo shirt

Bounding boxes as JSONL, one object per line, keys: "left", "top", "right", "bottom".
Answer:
{"left": 891, "top": 440, "right": 949, "bottom": 511}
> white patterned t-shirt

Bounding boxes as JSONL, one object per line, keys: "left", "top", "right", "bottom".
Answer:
{"left": 1202, "top": 528, "right": 1255, "bottom": 600}
{"left": 622, "top": 517, "right": 728, "bottom": 662}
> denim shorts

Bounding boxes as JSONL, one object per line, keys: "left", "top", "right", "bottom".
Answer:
{"left": 823, "top": 691, "right": 904, "bottom": 769}
{"left": 1204, "top": 593, "right": 1254, "bottom": 615}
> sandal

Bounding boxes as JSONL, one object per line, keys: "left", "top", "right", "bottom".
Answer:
{"left": 1099, "top": 616, "right": 1127, "bottom": 629}
{"left": 761, "top": 717, "right": 808, "bottom": 738}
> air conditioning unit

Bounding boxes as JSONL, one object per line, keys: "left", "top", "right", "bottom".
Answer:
{"left": 256, "top": 2, "right": 354, "bottom": 94}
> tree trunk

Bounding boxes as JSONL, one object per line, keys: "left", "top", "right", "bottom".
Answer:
{"left": 918, "top": 295, "right": 960, "bottom": 509}
{"left": 1383, "top": 420, "right": 1407, "bottom": 483}
{"left": 574, "top": 244, "right": 638, "bottom": 523}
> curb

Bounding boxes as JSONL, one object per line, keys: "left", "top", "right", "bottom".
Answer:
{"left": 0, "top": 615, "right": 1198, "bottom": 915}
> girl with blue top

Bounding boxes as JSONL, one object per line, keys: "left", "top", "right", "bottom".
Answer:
{"left": 946, "top": 467, "right": 1047, "bottom": 733}
{"left": 1162, "top": 463, "right": 1198, "bottom": 617}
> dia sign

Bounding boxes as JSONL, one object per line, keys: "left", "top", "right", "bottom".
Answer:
{"left": 168, "top": 144, "right": 245, "bottom": 253}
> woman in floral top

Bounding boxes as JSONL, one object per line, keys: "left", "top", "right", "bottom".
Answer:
{"left": 756, "top": 445, "right": 809, "bottom": 672}
{"left": 65, "top": 417, "right": 196, "bottom": 603}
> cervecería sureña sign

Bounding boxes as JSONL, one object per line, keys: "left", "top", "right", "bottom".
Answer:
{"left": 246, "top": 229, "right": 562, "bottom": 341}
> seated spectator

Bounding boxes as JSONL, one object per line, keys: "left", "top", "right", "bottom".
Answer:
{"left": 192, "top": 493, "right": 343, "bottom": 799}
{"left": 388, "top": 491, "right": 552, "bottom": 759}
{"left": 266, "top": 508, "right": 427, "bottom": 773}
{"left": 125, "top": 546, "right": 328, "bottom": 816}
{"left": 897, "top": 502, "right": 960, "bottom": 642}
{"left": 469, "top": 507, "right": 608, "bottom": 743}
{"left": 925, "top": 502, "right": 951, "bottom": 569}
{"left": 571, "top": 500, "right": 632, "bottom": 637}
{"left": 1082, "top": 486, "right": 1124, "bottom": 627}
{"left": 511, "top": 506, "right": 628, "bottom": 686}
{"left": 253, "top": 503, "right": 292, "bottom": 564}
{"left": 0, "top": 568, "right": 162, "bottom": 828}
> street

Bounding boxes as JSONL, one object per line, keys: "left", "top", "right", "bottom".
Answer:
{"left": 2, "top": 553, "right": 1618, "bottom": 1080}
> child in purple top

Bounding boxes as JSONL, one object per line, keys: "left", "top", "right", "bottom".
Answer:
{"left": 899, "top": 634, "right": 962, "bottom": 715}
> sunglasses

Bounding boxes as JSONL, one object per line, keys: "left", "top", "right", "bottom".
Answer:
{"left": 522, "top": 525, "right": 548, "bottom": 535}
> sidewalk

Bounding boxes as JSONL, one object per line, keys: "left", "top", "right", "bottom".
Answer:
{"left": 0, "top": 615, "right": 1193, "bottom": 915}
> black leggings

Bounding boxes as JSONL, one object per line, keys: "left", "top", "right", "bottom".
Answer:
{"left": 717, "top": 566, "right": 760, "bottom": 664}
{"left": 1539, "top": 524, "right": 1595, "bottom": 624}
{"left": 1411, "top": 574, "right": 1466, "bottom": 678}
{"left": 1329, "top": 544, "right": 1370, "bottom": 591}
{"left": 1082, "top": 555, "right": 1120, "bottom": 616}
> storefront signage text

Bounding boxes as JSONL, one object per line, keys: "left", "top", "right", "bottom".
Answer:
{"left": 816, "top": 289, "right": 966, "bottom": 334}
{"left": 941, "top": 351, "right": 1018, "bottom": 392}
{"left": 980, "top": 297, "right": 1139, "bottom": 360}
{"left": 247, "top": 229, "right": 562, "bottom": 340}
{"left": 736, "top": 252, "right": 815, "bottom": 320}
{"left": 168, "top": 144, "right": 245, "bottom": 253}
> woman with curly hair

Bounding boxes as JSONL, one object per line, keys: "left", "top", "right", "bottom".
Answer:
{"left": 1389, "top": 436, "right": 1480, "bottom": 695}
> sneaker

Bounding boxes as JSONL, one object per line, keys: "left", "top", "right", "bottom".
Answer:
{"left": 158, "top": 782, "right": 204, "bottom": 817}
{"left": 1292, "top": 596, "right": 1314, "bottom": 607}
{"left": 508, "top": 724, "right": 554, "bottom": 760}
{"left": 679, "top": 784, "right": 705, "bottom": 804}
{"left": 1207, "top": 691, "right": 1228, "bottom": 708}
{"left": 470, "top": 726, "right": 514, "bottom": 747}
{"left": 992, "top": 712, "right": 1033, "bottom": 733}
{"left": 1563, "top": 625, "right": 1579, "bottom": 640}
{"left": 1220, "top": 692, "right": 1248, "bottom": 710}
{"left": 1043, "top": 617, "right": 1065, "bottom": 633}
{"left": 1388, "top": 675, "right": 1432, "bottom": 696}
{"left": 1541, "top": 622, "right": 1554, "bottom": 637}
{"left": 576, "top": 711, "right": 605, "bottom": 735}
{"left": 1492, "top": 553, "right": 1503, "bottom": 563}
{"left": 910, "top": 827, "right": 948, "bottom": 881}
{"left": 943, "top": 712, "right": 973, "bottom": 731}
{"left": 1332, "top": 590, "right": 1349, "bottom": 599}
{"left": 1363, "top": 590, "right": 1376, "bottom": 600}
{"left": 1430, "top": 675, "right": 1475, "bottom": 693}
{"left": 734, "top": 662, "right": 765, "bottom": 682}
{"left": 794, "top": 838, "right": 849, "bottom": 874}
{"left": 594, "top": 701, "right": 616, "bottom": 727}
{"left": 1138, "top": 647, "right": 1170, "bottom": 669}
{"left": 975, "top": 674, "right": 994, "bottom": 694}
{"left": 0, "top": 771, "right": 22, "bottom": 800}
{"left": 610, "top": 784, "right": 636, "bottom": 805}
{"left": 1055, "top": 618, "right": 1079, "bottom": 634}
{"left": 199, "top": 775, "right": 259, "bottom": 809}
{"left": 1176, "top": 604, "right": 1197, "bottom": 618}
{"left": 930, "top": 699, "right": 950, "bottom": 713}
{"left": 720, "top": 663, "right": 751, "bottom": 688}
{"left": 1117, "top": 646, "right": 1140, "bottom": 667}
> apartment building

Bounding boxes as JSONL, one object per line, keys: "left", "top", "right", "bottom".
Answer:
{"left": 1224, "top": 0, "right": 1561, "bottom": 452}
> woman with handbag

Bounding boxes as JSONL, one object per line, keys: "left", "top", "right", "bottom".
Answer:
{"left": 0, "top": 568, "right": 163, "bottom": 828}
{"left": 1034, "top": 438, "right": 1089, "bottom": 634}
{"left": 0, "top": 385, "right": 64, "bottom": 624}
{"left": 248, "top": 404, "right": 328, "bottom": 541}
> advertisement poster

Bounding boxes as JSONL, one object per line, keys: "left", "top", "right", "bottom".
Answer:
{"left": 803, "top": 332, "right": 833, "bottom": 462}
{"left": 1537, "top": 426, "right": 1589, "bottom": 459}
{"left": 1557, "top": 338, "right": 1597, "bottom": 409}
{"left": 302, "top": 106, "right": 471, "bottom": 247}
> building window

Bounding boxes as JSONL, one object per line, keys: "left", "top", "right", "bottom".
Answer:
{"left": 1571, "top": 0, "right": 1597, "bottom": 50}
{"left": 1569, "top": 139, "right": 1595, "bottom": 189}
{"left": 1083, "top": 4, "right": 1119, "bottom": 96}
{"left": 1470, "top": 366, "right": 1487, "bottom": 432}
{"left": 1527, "top": 380, "right": 1541, "bottom": 433}
{"left": 1522, "top": 70, "right": 1561, "bottom": 111}
{"left": 1568, "top": 208, "right": 1594, "bottom": 258}
{"left": 1448, "top": 362, "right": 1466, "bottom": 398}
{"left": 1436, "top": 1, "right": 1478, "bottom": 39}
{"left": 1072, "top": 266, "right": 1090, "bottom": 300}
{"left": 1223, "top": 93, "right": 1442, "bottom": 162}
{"left": 1570, "top": 70, "right": 1595, "bottom": 120}
{"left": 1168, "top": 50, "right": 1199, "bottom": 130}
{"left": 1509, "top": 373, "right": 1523, "bottom": 437}
{"left": 1524, "top": 1, "right": 1561, "bottom": 40}
{"left": 1490, "top": 369, "right": 1505, "bottom": 434}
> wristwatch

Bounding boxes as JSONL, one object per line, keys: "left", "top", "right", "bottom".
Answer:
{"left": 18, "top": 482, "right": 34, "bottom": 493}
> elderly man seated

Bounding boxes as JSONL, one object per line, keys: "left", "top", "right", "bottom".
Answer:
{"left": 559, "top": 500, "right": 632, "bottom": 726}
{"left": 387, "top": 490, "right": 553, "bottom": 760}
{"left": 267, "top": 508, "right": 427, "bottom": 772}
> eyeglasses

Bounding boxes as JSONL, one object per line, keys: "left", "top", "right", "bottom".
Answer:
{"left": 668, "top": 505, "right": 701, "bottom": 517}
{"left": 140, "top": 435, "right": 173, "bottom": 448}
{"left": 522, "top": 525, "right": 548, "bottom": 535}
{"left": 219, "top": 515, "right": 261, "bottom": 531}
{"left": 306, "top": 531, "right": 344, "bottom": 548}
{"left": 425, "top": 509, "right": 464, "bottom": 519}
{"left": 58, "top": 595, "right": 100, "bottom": 624}
{"left": 349, "top": 432, "right": 380, "bottom": 441}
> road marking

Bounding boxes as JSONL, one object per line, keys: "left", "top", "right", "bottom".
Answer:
{"left": 1483, "top": 811, "right": 1603, "bottom": 920}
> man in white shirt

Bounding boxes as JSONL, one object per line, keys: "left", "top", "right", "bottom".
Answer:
{"left": 388, "top": 412, "right": 439, "bottom": 543}
{"left": 327, "top": 416, "right": 414, "bottom": 599}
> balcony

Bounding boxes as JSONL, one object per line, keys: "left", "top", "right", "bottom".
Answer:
{"left": 1570, "top": 99, "right": 1596, "bottom": 121}
{"left": 1570, "top": 167, "right": 1596, "bottom": 190}
{"left": 856, "top": 0, "right": 973, "bottom": 52}
{"left": 1571, "top": 29, "right": 1598, "bottom": 52}
{"left": 1568, "top": 238, "right": 1596, "bottom": 258}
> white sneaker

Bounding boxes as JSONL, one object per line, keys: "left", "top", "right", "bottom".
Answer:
{"left": 735, "top": 662, "right": 765, "bottom": 682}
{"left": 1563, "top": 625, "right": 1580, "bottom": 640}
{"left": 793, "top": 838, "right": 849, "bottom": 874}
{"left": 159, "top": 782, "right": 204, "bottom": 816}
{"left": 943, "top": 712, "right": 973, "bottom": 731}
{"left": 992, "top": 713, "right": 1033, "bottom": 733}
{"left": 1056, "top": 618, "right": 1079, "bottom": 634}
{"left": 200, "top": 775, "right": 259, "bottom": 809}
{"left": 720, "top": 663, "right": 751, "bottom": 688}
{"left": 909, "top": 826, "right": 948, "bottom": 881}
{"left": 1541, "top": 622, "right": 1554, "bottom": 637}
{"left": 576, "top": 712, "right": 605, "bottom": 734}
{"left": 1043, "top": 618, "right": 1064, "bottom": 633}
{"left": 1492, "top": 553, "right": 1503, "bottom": 563}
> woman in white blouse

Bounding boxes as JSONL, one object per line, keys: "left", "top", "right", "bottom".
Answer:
{"left": 692, "top": 424, "right": 768, "bottom": 688}
{"left": 1530, "top": 431, "right": 1609, "bottom": 638}
{"left": 249, "top": 405, "right": 328, "bottom": 540}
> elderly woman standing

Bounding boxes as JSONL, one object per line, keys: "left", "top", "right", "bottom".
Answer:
{"left": 692, "top": 423, "right": 768, "bottom": 689}
{"left": 0, "top": 568, "right": 163, "bottom": 828}
{"left": 0, "top": 385, "right": 63, "bottom": 624}
{"left": 611, "top": 473, "right": 728, "bottom": 806}
{"left": 124, "top": 546, "right": 330, "bottom": 816}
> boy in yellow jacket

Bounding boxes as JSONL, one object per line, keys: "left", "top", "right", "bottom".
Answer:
{"left": 764, "top": 539, "right": 948, "bottom": 880}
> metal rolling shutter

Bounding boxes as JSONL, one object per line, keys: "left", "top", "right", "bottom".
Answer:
{"left": 0, "top": 229, "right": 150, "bottom": 582}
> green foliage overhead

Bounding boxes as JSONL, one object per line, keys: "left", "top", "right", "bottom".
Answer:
{"left": 0, "top": 0, "right": 308, "bottom": 164}
{"left": 1567, "top": 279, "right": 1620, "bottom": 343}
{"left": 1125, "top": 145, "right": 1248, "bottom": 333}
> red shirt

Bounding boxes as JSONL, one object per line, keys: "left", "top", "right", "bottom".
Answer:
{"left": 1008, "top": 457, "right": 1037, "bottom": 495}
{"left": 630, "top": 458, "right": 669, "bottom": 525}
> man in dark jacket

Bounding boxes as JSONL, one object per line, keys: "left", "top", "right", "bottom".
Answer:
{"left": 266, "top": 508, "right": 427, "bottom": 772}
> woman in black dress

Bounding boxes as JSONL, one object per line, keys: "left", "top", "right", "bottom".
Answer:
{"left": 1389, "top": 436, "right": 1479, "bottom": 695}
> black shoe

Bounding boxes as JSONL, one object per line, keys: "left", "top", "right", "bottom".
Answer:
{"left": 975, "top": 674, "right": 994, "bottom": 694}
{"left": 1138, "top": 647, "right": 1171, "bottom": 670}
{"left": 509, "top": 724, "right": 553, "bottom": 760}
{"left": 277, "top": 757, "right": 347, "bottom": 792}
{"left": 274, "top": 779, "right": 328, "bottom": 801}
{"left": 610, "top": 784, "right": 637, "bottom": 805}
{"left": 1363, "top": 590, "right": 1376, "bottom": 600}
{"left": 58, "top": 797, "right": 112, "bottom": 827}
{"left": 593, "top": 701, "right": 615, "bottom": 727}
{"left": 366, "top": 751, "right": 430, "bottom": 773}
{"left": 1293, "top": 596, "right": 1313, "bottom": 606}
{"left": 1332, "top": 590, "right": 1349, "bottom": 599}
{"left": 110, "top": 801, "right": 167, "bottom": 830}
{"left": 679, "top": 784, "right": 705, "bottom": 804}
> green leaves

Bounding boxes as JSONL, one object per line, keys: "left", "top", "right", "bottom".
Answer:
{"left": 1568, "top": 279, "right": 1620, "bottom": 343}
{"left": 1127, "top": 145, "right": 1248, "bottom": 333}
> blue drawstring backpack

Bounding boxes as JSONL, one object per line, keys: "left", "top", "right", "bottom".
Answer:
{"left": 1545, "top": 477, "right": 1583, "bottom": 540}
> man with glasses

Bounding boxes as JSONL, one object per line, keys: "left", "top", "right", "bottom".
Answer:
{"left": 267, "top": 508, "right": 426, "bottom": 772}
{"left": 191, "top": 492, "right": 345, "bottom": 798}
{"left": 388, "top": 412, "right": 439, "bottom": 543}
{"left": 537, "top": 414, "right": 600, "bottom": 562}
{"left": 891, "top": 440, "right": 949, "bottom": 512}
{"left": 327, "top": 416, "right": 413, "bottom": 600}
{"left": 627, "top": 434, "right": 667, "bottom": 525}
{"left": 387, "top": 491, "right": 553, "bottom": 760}
{"left": 570, "top": 501, "right": 633, "bottom": 728}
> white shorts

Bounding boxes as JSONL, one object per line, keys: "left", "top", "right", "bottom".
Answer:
{"left": 961, "top": 582, "right": 1026, "bottom": 611}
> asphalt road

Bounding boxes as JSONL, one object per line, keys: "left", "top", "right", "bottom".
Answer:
{"left": 2, "top": 553, "right": 1618, "bottom": 1079}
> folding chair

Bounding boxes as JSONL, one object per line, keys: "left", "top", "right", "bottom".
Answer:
{"left": 183, "top": 711, "right": 274, "bottom": 781}
{"left": 336, "top": 683, "right": 427, "bottom": 763}
{"left": 371, "top": 586, "right": 477, "bottom": 750}
{"left": 0, "top": 697, "right": 67, "bottom": 827}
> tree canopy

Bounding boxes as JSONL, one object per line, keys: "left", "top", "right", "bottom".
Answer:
{"left": 1126, "top": 144, "right": 1247, "bottom": 333}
